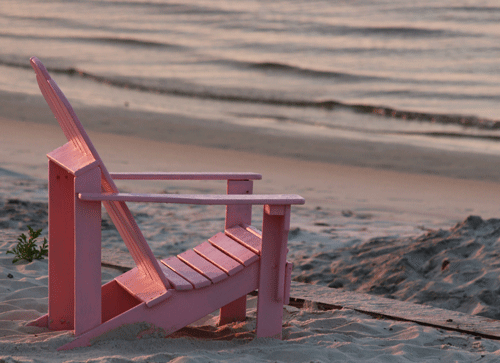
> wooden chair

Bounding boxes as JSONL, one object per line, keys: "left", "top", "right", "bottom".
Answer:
{"left": 27, "top": 57, "right": 305, "bottom": 350}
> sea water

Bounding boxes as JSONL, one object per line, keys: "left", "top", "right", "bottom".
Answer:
{"left": 1, "top": 0, "right": 499, "bottom": 155}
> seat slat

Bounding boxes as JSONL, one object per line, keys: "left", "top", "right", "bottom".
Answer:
{"left": 178, "top": 249, "right": 228, "bottom": 284}
{"left": 161, "top": 256, "right": 211, "bottom": 289}
{"left": 115, "top": 266, "right": 170, "bottom": 303}
{"left": 225, "top": 225, "right": 262, "bottom": 255}
{"left": 194, "top": 241, "right": 244, "bottom": 276}
{"left": 209, "top": 232, "right": 259, "bottom": 266}
{"left": 246, "top": 225, "right": 262, "bottom": 237}
{"left": 158, "top": 263, "right": 193, "bottom": 291}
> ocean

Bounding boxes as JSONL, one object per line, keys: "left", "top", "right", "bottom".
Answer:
{"left": 1, "top": 0, "right": 500, "bottom": 156}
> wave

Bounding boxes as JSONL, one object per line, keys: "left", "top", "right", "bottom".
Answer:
{"left": 227, "top": 60, "right": 380, "bottom": 81}
{"left": 234, "top": 112, "right": 500, "bottom": 142}
{"left": 314, "top": 24, "right": 476, "bottom": 39}
{"left": 368, "top": 89, "right": 500, "bottom": 102}
{"left": 74, "top": 36, "right": 183, "bottom": 49}
{"left": 236, "top": 61, "right": 489, "bottom": 89}
{"left": 105, "top": 1, "right": 240, "bottom": 16}
{"left": 393, "top": 6, "right": 500, "bottom": 25}
{"left": 347, "top": 25, "right": 448, "bottom": 38}
{"left": 3, "top": 59, "right": 499, "bottom": 130}
{"left": 229, "top": 21, "right": 470, "bottom": 39}
{"left": 440, "top": 6, "right": 500, "bottom": 12}
{"left": 0, "top": 32, "right": 182, "bottom": 49}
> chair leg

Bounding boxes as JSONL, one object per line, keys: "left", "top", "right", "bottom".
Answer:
{"left": 218, "top": 295, "right": 247, "bottom": 325}
{"left": 220, "top": 180, "right": 254, "bottom": 324}
{"left": 73, "top": 166, "right": 102, "bottom": 335}
{"left": 255, "top": 205, "right": 290, "bottom": 339}
{"left": 47, "top": 161, "right": 102, "bottom": 335}
{"left": 48, "top": 161, "right": 76, "bottom": 331}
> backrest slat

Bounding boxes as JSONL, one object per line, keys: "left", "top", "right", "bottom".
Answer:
{"left": 31, "top": 57, "right": 170, "bottom": 290}
{"left": 33, "top": 67, "right": 84, "bottom": 151}
{"left": 36, "top": 76, "right": 82, "bottom": 150}
{"left": 47, "top": 79, "right": 91, "bottom": 155}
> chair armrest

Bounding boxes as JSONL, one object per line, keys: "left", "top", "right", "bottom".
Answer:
{"left": 109, "top": 172, "right": 262, "bottom": 181}
{"left": 79, "top": 192, "right": 305, "bottom": 205}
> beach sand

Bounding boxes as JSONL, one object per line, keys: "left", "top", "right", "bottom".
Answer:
{"left": 2, "top": 109, "right": 500, "bottom": 361}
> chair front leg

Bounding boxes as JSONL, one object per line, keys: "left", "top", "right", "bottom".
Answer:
{"left": 48, "top": 161, "right": 76, "bottom": 331}
{"left": 255, "top": 204, "right": 290, "bottom": 339}
{"left": 73, "top": 166, "right": 102, "bottom": 335}
{"left": 48, "top": 161, "right": 102, "bottom": 335}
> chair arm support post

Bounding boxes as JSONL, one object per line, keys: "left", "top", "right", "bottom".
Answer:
{"left": 225, "top": 180, "right": 253, "bottom": 229}
{"left": 219, "top": 180, "right": 254, "bottom": 325}
{"left": 73, "top": 166, "right": 102, "bottom": 336}
{"left": 255, "top": 204, "right": 291, "bottom": 338}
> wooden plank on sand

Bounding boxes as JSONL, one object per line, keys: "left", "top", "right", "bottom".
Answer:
{"left": 289, "top": 281, "right": 500, "bottom": 340}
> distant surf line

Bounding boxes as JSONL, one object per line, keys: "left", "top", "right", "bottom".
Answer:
{"left": 3, "top": 59, "right": 499, "bottom": 131}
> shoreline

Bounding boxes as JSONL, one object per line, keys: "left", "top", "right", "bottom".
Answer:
{"left": 2, "top": 107, "right": 500, "bottom": 229}
{"left": 3, "top": 89, "right": 500, "bottom": 183}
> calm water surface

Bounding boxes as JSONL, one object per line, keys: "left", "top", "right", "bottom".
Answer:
{"left": 1, "top": 0, "right": 499, "bottom": 155}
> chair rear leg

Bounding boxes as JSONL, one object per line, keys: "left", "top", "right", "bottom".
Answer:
{"left": 218, "top": 295, "right": 247, "bottom": 325}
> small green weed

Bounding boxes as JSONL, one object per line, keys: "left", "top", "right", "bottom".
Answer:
{"left": 6, "top": 226, "right": 48, "bottom": 263}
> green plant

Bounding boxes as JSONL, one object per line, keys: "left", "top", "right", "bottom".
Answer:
{"left": 6, "top": 226, "right": 48, "bottom": 263}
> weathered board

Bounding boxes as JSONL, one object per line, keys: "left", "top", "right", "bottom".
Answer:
{"left": 289, "top": 281, "right": 500, "bottom": 340}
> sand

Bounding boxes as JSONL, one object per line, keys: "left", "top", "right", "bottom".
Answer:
{"left": 1, "top": 244, "right": 500, "bottom": 362}
{"left": 2, "top": 110, "right": 500, "bottom": 361}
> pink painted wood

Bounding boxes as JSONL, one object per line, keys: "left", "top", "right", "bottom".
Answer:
{"left": 284, "top": 262, "right": 293, "bottom": 305}
{"left": 78, "top": 192, "right": 305, "bottom": 205}
{"left": 73, "top": 166, "right": 102, "bottom": 335}
{"left": 225, "top": 180, "right": 253, "bottom": 229}
{"left": 161, "top": 256, "right": 211, "bottom": 289}
{"left": 177, "top": 249, "right": 228, "bottom": 284}
{"left": 219, "top": 295, "right": 247, "bottom": 325}
{"left": 46, "top": 154, "right": 103, "bottom": 335}
{"left": 225, "top": 225, "right": 262, "bottom": 255}
{"left": 158, "top": 264, "right": 193, "bottom": 291}
{"left": 110, "top": 172, "right": 262, "bottom": 180}
{"left": 193, "top": 241, "right": 244, "bottom": 276}
{"left": 221, "top": 180, "right": 254, "bottom": 325}
{"left": 28, "top": 56, "right": 305, "bottom": 350}
{"left": 47, "top": 161, "right": 77, "bottom": 332}
{"left": 256, "top": 205, "right": 291, "bottom": 339}
{"left": 209, "top": 232, "right": 259, "bottom": 266}
{"left": 115, "top": 267, "right": 174, "bottom": 305}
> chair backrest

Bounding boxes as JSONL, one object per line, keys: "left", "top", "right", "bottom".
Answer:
{"left": 31, "top": 57, "right": 170, "bottom": 290}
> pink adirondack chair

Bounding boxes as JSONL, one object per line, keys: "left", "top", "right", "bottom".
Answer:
{"left": 27, "top": 57, "right": 305, "bottom": 350}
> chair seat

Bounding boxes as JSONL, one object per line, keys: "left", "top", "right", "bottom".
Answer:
{"left": 116, "top": 225, "right": 263, "bottom": 304}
